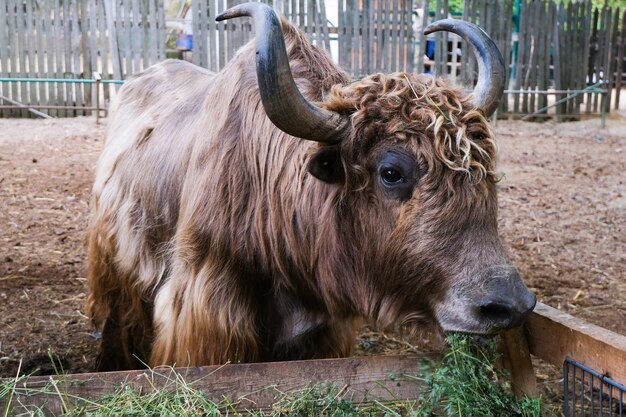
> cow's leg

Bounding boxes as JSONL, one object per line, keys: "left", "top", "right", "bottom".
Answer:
{"left": 95, "top": 291, "right": 153, "bottom": 371}
{"left": 150, "top": 258, "right": 261, "bottom": 366}
{"left": 86, "top": 222, "right": 153, "bottom": 371}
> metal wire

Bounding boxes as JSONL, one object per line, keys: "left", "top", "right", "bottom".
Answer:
{"left": 564, "top": 358, "right": 626, "bottom": 417}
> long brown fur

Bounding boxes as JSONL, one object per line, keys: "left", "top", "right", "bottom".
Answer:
{"left": 88, "top": 18, "right": 504, "bottom": 371}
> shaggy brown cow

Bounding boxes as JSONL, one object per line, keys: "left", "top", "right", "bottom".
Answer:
{"left": 87, "top": 2, "right": 536, "bottom": 371}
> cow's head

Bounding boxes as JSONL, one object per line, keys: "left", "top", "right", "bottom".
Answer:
{"left": 218, "top": 4, "right": 536, "bottom": 335}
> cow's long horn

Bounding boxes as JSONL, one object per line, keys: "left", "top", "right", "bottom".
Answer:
{"left": 424, "top": 19, "right": 505, "bottom": 117}
{"left": 216, "top": 3, "right": 348, "bottom": 144}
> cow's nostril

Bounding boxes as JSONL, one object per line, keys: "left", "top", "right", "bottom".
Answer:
{"left": 479, "top": 301, "right": 515, "bottom": 327}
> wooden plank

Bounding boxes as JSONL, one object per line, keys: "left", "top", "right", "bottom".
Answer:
{"left": 501, "top": 327, "right": 539, "bottom": 397}
{"left": 586, "top": 7, "right": 599, "bottom": 113}
{"left": 147, "top": 0, "right": 157, "bottom": 66}
{"left": 513, "top": 0, "right": 526, "bottom": 114}
{"left": 434, "top": 0, "right": 444, "bottom": 76}
{"left": 599, "top": 6, "right": 613, "bottom": 115}
{"left": 398, "top": 0, "right": 406, "bottom": 72}
{"left": 405, "top": 0, "right": 413, "bottom": 73}
{"left": 363, "top": 0, "right": 371, "bottom": 73}
{"left": 320, "top": 0, "right": 330, "bottom": 53}
{"left": 606, "top": 6, "right": 620, "bottom": 114}
{"left": 25, "top": 0, "right": 37, "bottom": 112}
{"left": 123, "top": 0, "right": 132, "bottom": 76}
{"left": 191, "top": 0, "right": 201, "bottom": 67}
{"left": 559, "top": 2, "right": 569, "bottom": 115}
{"left": 156, "top": 0, "right": 164, "bottom": 62}
{"left": 350, "top": 0, "right": 358, "bottom": 75}
{"left": 0, "top": 355, "right": 427, "bottom": 416}
{"left": 0, "top": 0, "right": 9, "bottom": 118}
{"left": 138, "top": 0, "right": 148, "bottom": 70}
{"left": 388, "top": 0, "right": 394, "bottom": 73}
{"left": 526, "top": 302, "right": 626, "bottom": 386}
{"left": 16, "top": 0, "right": 28, "bottom": 117}
{"left": 43, "top": 0, "right": 56, "bottom": 117}
{"left": 536, "top": 1, "right": 547, "bottom": 113}
{"left": 376, "top": 0, "right": 385, "bottom": 72}
{"left": 596, "top": 6, "right": 609, "bottom": 113}
{"left": 217, "top": 0, "right": 226, "bottom": 69}
{"left": 131, "top": 0, "right": 141, "bottom": 74}
{"left": 80, "top": 0, "right": 91, "bottom": 115}
{"left": 87, "top": 0, "right": 99, "bottom": 113}
{"left": 207, "top": 0, "right": 216, "bottom": 71}
{"left": 581, "top": 0, "right": 592, "bottom": 111}
{"left": 96, "top": 0, "right": 111, "bottom": 102}
{"left": 416, "top": 0, "right": 428, "bottom": 74}
{"left": 614, "top": 10, "right": 626, "bottom": 110}
{"left": 63, "top": 0, "right": 74, "bottom": 116}
{"left": 73, "top": 0, "right": 83, "bottom": 116}
{"left": 528, "top": 0, "right": 541, "bottom": 114}
{"left": 8, "top": 0, "right": 18, "bottom": 117}
{"left": 103, "top": 0, "right": 122, "bottom": 82}
{"left": 337, "top": 0, "right": 345, "bottom": 69}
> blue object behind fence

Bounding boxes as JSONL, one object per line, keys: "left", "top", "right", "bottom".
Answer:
{"left": 177, "top": 34, "right": 193, "bottom": 51}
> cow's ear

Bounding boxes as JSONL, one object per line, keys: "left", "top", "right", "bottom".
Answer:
{"left": 307, "top": 145, "right": 345, "bottom": 183}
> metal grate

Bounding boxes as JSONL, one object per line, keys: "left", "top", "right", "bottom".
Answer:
{"left": 564, "top": 358, "right": 626, "bottom": 417}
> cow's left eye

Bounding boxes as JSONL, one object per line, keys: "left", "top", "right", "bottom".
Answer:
{"left": 377, "top": 150, "right": 418, "bottom": 201}
{"left": 380, "top": 167, "right": 404, "bottom": 184}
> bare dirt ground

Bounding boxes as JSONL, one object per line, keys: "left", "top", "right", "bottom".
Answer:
{"left": 0, "top": 112, "right": 624, "bottom": 401}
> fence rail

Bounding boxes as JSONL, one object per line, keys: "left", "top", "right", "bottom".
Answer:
{"left": 0, "top": 0, "right": 624, "bottom": 119}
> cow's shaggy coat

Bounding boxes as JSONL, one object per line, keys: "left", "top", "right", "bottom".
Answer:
{"left": 87, "top": 9, "right": 534, "bottom": 371}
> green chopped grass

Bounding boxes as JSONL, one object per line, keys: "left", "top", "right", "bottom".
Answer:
{"left": 2, "top": 335, "right": 544, "bottom": 416}
{"left": 415, "top": 333, "right": 542, "bottom": 417}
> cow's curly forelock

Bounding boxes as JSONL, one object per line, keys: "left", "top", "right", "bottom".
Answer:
{"left": 323, "top": 72, "right": 497, "bottom": 186}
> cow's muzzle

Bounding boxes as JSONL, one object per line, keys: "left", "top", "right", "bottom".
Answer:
{"left": 435, "top": 265, "right": 537, "bottom": 334}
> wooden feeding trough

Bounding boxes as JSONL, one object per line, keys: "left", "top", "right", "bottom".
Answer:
{"left": 2, "top": 302, "right": 626, "bottom": 415}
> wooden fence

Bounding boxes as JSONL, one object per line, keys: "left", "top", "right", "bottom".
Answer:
{"left": 0, "top": 0, "right": 624, "bottom": 119}
{"left": 445, "top": 0, "right": 625, "bottom": 118}
{"left": 337, "top": 0, "right": 414, "bottom": 77}
{"left": 0, "top": 0, "right": 165, "bottom": 118}
{"left": 191, "top": 0, "right": 330, "bottom": 71}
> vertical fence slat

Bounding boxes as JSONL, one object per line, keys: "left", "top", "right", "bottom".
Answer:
{"left": 615, "top": 10, "right": 625, "bottom": 110}
{"left": 25, "top": 0, "right": 37, "bottom": 113}
{"left": 587, "top": 7, "right": 599, "bottom": 113}
{"left": 97, "top": 0, "right": 110, "bottom": 101}
{"left": 149, "top": 0, "right": 158, "bottom": 66}
{"left": 43, "top": 0, "right": 55, "bottom": 117}
{"left": 0, "top": 0, "right": 9, "bottom": 118}
{"left": 375, "top": 0, "right": 384, "bottom": 72}
{"left": 31, "top": 2, "right": 48, "bottom": 113}
{"left": 87, "top": 0, "right": 99, "bottom": 111}
{"left": 16, "top": 0, "right": 28, "bottom": 117}
{"left": 52, "top": 0, "right": 63, "bottom": 117}
{"left": 63, "top": 0, "right": 73, "bottom": 116}
{"left": 73, "top": 0, "right": 83, "bottom": 116}
{"left": 416, "top": 0, "right": 427, "bottom": 74}
{"left": 581, "top": 0, "right": 592, "bottom": 110}
{"left": 9, "top": 0, "right": 18, "bottom": 117}
{"left": 131, "top": 0, "right": 141, "bottom": 74}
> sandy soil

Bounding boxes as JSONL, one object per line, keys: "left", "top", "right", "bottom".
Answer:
{"left": 0, "top": 113, "right": 624, "bottom": 398}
